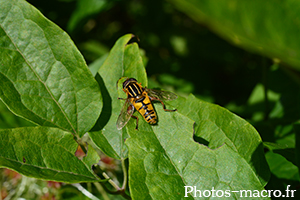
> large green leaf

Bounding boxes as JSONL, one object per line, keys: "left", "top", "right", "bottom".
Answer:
{"left": 88, "top": 33, "right": 269, "bottom": 199}
{"left": 0, "top": 127, "right": 100, "bottom": 183}
{"left": 169, "top": 95, "right": 270, "bottom": 186}
{"left": 126, "top": 103, "right": 269, "bottom": 199}
{"left": 169, "top": 0, "right": 300, "bottom": 70}
{"left": 88, "top": 34, "right": 147, "bottom": 159}
{"left": 0, "top": 0, "right": 102, "bottom": 137}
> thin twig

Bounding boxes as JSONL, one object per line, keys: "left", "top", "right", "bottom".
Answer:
{"left": 93, "top": 182, "right": 110, "bottom": 200}
{"left": 121, "top": 158, "right": 127, "bottom": 190}
{"left": 72, "top": 183, "right": 100, "bottom": 200}
{"left": 102, "top": 172, "right": 120, "bottom": 191}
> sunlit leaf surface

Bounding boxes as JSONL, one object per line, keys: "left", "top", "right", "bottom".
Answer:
{"left": 87, "top": 33, "right": 269, "bottom": 199}
{"left": 0, "top": 0, "right": 102, "bottom": 137}
{"left": 0, "top": 127, "right": 100, "bottom": 183}
{"left": 89, "top": 34, "right": 147, "bottom": 159}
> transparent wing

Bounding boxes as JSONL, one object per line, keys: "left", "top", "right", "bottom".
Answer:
{"left": 145, "top": 88, "right": 178, "bottom": 101}
{"left": 116, "top": 98, "right": 135, "bottom": 130}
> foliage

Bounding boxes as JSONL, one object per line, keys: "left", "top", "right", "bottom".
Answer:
{"left": 0, "top": 0, "right": 299, "bottom": 199}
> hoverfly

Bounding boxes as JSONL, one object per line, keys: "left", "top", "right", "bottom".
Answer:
{"left": 116, "top": 77, "right": 177, "bottom": 130}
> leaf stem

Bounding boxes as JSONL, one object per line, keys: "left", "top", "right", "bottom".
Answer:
{"left": 72, "top": 183, "right": 100, "bottom": 200}
{"left": 93, "top": 160, "right": 131, "bottom": 199}
{"left": 102, "top": 172, "right": 121, "bottom": 190}
{"left": 101, "top": 170, "right": 131, "bottom": 199}
{"left": 75, "top": 136, "right": 88, "bottom": 155}
{"left": 93, "top": 182, "right": 110, "bottom": 200}
{"left": 121, "top": 158, "right": 127, "bottom": 190}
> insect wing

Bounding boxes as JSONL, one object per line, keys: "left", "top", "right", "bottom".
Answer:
{"left": 145, "top": 88, "right": 178, "bottom": 101}
{"left": 116, "top": 99, "right": 135, "bottom": 130}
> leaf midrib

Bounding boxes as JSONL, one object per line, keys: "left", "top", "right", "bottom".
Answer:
{"left": 0, "top": 156, "right": 98, "bottom": 182}
{"left": 0, "top": 3, "right": 77, "bottom": 135}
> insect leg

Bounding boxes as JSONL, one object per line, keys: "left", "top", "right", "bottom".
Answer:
{"left": 118, "top": 97, "right": 127, "bottom": 100}
{"left": 131, "top": 115, "right": 139, "bottom": 130}
{"left": 127, "top": 104, "right": 138, "bottom": 130}
{"left": 149, "top": 96, "right": 177, "bottom": 112}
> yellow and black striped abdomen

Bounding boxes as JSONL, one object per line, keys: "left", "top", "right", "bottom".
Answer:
{"left": 133, "top": 95, "right": 157, "bottom": 124}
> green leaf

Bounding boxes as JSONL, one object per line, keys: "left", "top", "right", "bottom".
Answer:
{"left": 88, "top": 53, "right": 109, "bottom": 77}
{"left": 0, "top": 100, "right": 33, "bottom": 128}
{"left": 0, "top": 0, "right": 102, "bottom": 137}
{"left": 0, "top": 127, "right": 100, "bottom": 183}
{"left": 89, "top": 34, "right": 269, "bottom": 199}
{"left": 89, "top": 34, "right": 147, "bottom": 159}
{"left": 265, "top": 151, "right": 299, "bottom": 181}
{"left": 126, "top": 104, "right": 269, "bottom": 199}
{"left": 264, "top": 142, "right": 291, "bottom": 151}
{"left": 169, "top": 95, "right": 270, "bottom": 186}
{"left": 169, "top": 0, "right": 300, "bottom": 70}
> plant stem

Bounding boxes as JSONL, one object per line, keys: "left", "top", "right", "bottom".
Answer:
{"left": 121, "top": 158, "right": 127, "bottom": 190}
{"left": 102, "top": 172, "right": 120, "bottom": 191}
{"left": 93, "top": 161, "right": 131, "bottom": 199}
{"left": 72, "top": 183, "right": 100, "bottom": 200}
{"left": 101, "top": 170, "right": 131, "bottom": 199}
{"left": 93, "top": 182, "right": 110, "bottom": 200}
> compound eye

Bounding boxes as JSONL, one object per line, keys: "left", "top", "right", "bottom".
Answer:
{"left": 123, "top": 78, "right": 137, "bottom": 89}
{"left": 129, "top": 78, "right": 137, "bottom": 82}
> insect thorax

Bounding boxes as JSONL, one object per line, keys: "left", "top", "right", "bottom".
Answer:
{"left": 126, "top": 82, "right": 144, "bottom": 98}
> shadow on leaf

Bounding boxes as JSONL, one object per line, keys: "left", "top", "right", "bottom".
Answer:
{"left": 91, "top": 73, "right": 112, "bottom": 132}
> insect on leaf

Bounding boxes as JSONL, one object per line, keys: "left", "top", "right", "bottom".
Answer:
{"left": 88, "top": 34, "right": 147, "bottom": 159}
{"left": 116, "top": 99, "right": 134, "bottom": 130}
{"left": 145, "top": 88, "right": 178, "bottom": 101}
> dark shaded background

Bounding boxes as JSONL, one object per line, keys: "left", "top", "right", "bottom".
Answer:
{"left": 26, "top": 0, "right": 263, "bottom": 107}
